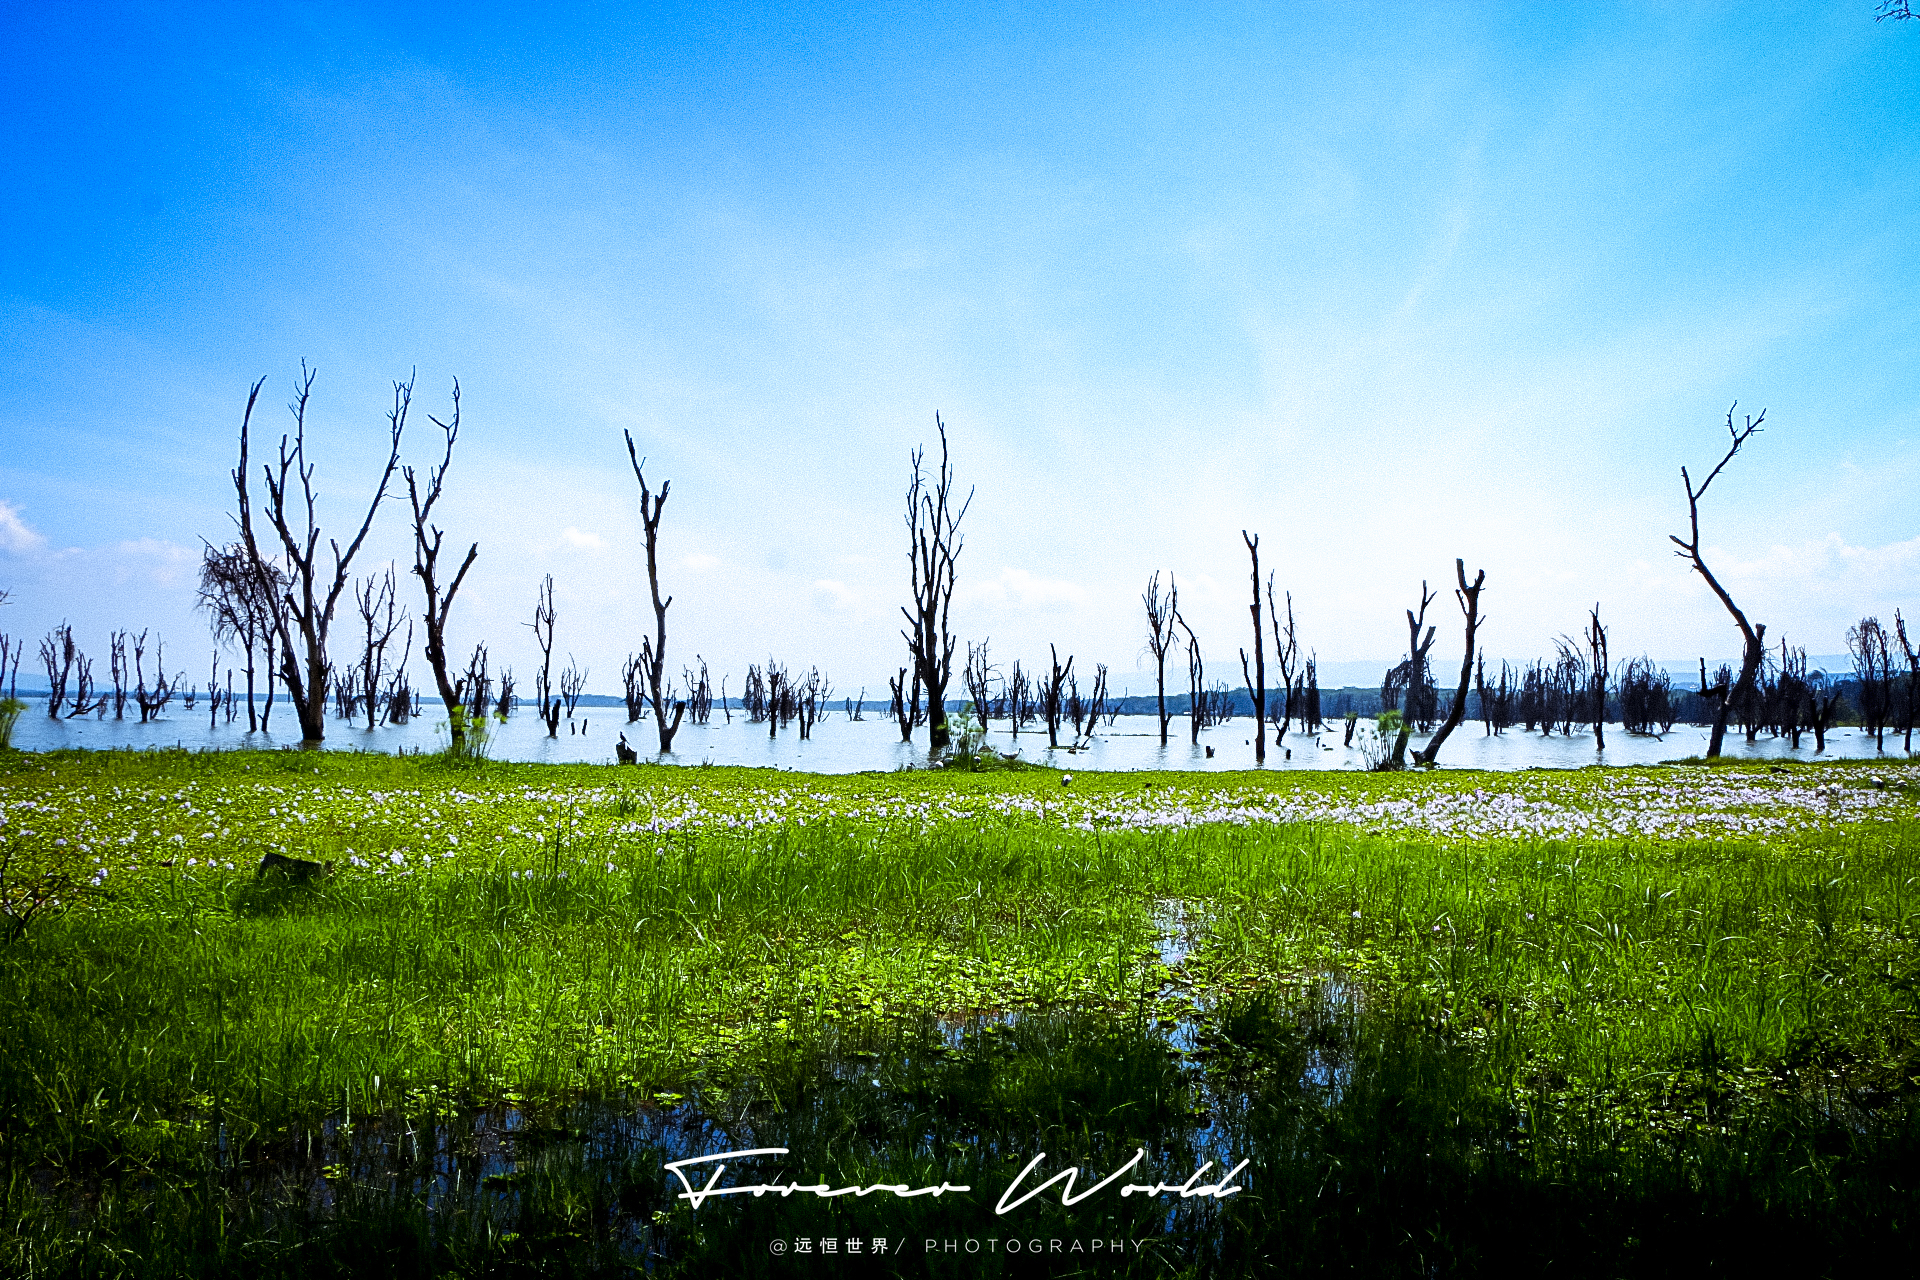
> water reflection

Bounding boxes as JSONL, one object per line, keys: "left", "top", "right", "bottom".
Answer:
{"left": 10, "top": 704, "right": 1905, "bottom": 774}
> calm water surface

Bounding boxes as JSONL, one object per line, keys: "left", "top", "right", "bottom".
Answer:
{"left": 8, "top": 699, "right": 1907, "bottom": 772}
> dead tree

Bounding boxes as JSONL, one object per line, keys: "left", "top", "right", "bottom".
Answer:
{"left": 1142, "top": 572, "right": 1178, "bottom": 746}
{"left": 69, "top": 646, "right": 99, "bottom": 718}
{"left": 901, "top": 415, "right": 971, "bottom": 749}
{"left": 1896, "top": 612, "right": 1920, "bottom": 753}
{"left": 887, "top": 666, "right": 921, "bottom": 741}
{"left": 1586, "top": 605, "right": 1608, "bottom": 752}
{"left": 1850, "top": 616, "right": 1896, "bottom": 750}
{"left": 621, "top": 653, "right": 647, "bottom": 722}
{"left": 129, "top": 631, "right": 175, "bottom": 723}
{"left": 530, "top": 575, "right": 561, "bottom": 737}
{"left": 682, "top": 657, "right": 714, "bottom": 725}
{"left": 765, "top": 661, "right": 790, "bottom": 738}
{"left": 1084, "top": 664, "right": 1110, "bottom": 741}
{"left": 109, "top": 631, "right": 129, "bottom": 719}
{"left": 1040, "top": 645, "right": 1074, "bottom": 748}
{"left": 1670, "top": 406, "right": 1768, "bottom": 758}
{"left": 1266, "top": 581, "right": 1299, "bottom": 746}
{"left": 197, "top": 541, "right": 288, "bottom": 732}
{"left": 1413, "top": 560, "right": 1486, "bottom": 766}
{"left": 624, "top": 431, "right": 685, "bottom": 752}
{"left": 385, "top": 627, "right": 418, "bottom": 724}
{"left": 232, "top": 367, "right": 405, "bottom": 746}
{"left": 0, "top": 632, "right": 21, "bottom": 705}
{"left": 965, "top": 639, "right": 994, "bottom": 726}
{"left": 494, "top": 664, "right": 513, "bottom": 720}
{"left": 743, "top": 665, "right": 766, "bottom": 722}
{"left": 39, "top": 625, "right": 73, "bottom": 718}
{"left": 1807, "top": 670, "right": 1844, "bottom": 752}
{"left": 1387, "top": 582, "right": 1438, "bottom": 768}
{"left": 354, "top": 568, "right": 407, "bottom": 730}
{"left": 405, "top": 379, "right": 480, "bottom": 747}
{"left": 1179, "top": 612, "right": 1205, "bottom": 746}
{"left": 560, "top": 658, "right": 588, "bottom": 720}
{"left": 1237, "top": 532, "right": 1267, "bottom": 764}
{"left": 207, "top": 650, "right": 223, "bottom": 730}
{"left": 797, "top": 667, "right": 831, "bottom": 740}
{"left": 461, "top": 642, "right": 492, "bottom": 722}
{"left": 1006, "top": 661, "right": 1031, "bottom": 737}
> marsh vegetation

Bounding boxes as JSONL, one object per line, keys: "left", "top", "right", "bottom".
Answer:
{"left": 3, "top": 749, "right": 1919, "bottom": 1273}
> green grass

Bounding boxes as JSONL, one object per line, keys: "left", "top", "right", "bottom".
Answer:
{"left": 2, "top": 747, "right": 1919, "bottom": 1274}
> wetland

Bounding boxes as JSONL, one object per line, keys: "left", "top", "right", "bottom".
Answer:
{"left": 3, "top": 748, "right": 1919, "bottom": 1275}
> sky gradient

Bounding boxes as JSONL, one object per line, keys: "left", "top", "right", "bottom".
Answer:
{"left": 2, "top": 2, "right": 1917, "bottom": 697}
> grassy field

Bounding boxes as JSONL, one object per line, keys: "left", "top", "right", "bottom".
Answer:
{"left": 3, "top": 747, "right": 1919, "bottom": 1275}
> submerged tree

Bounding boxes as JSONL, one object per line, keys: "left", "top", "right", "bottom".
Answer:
{"left": 1039, "top": 645, "right": 1074, "bottom": 749}
{"left": 1850, "top": 615, "right": 1896, "bottom": 750}
{"left": 624, "top": 431, "right": 685, "bottom": 753}
{"left": 965, "top": 639, "right": 994, "bottom": 727}
{"left": 354, "top": 567, "right": 407, "bottom": 731}
{"left": 1237, "top": 532, "right": 1267, "bottom": 765}
{"left": 1179, "top": 612, "right": 1205, "bottom": 746}
{"left": 1412, "top": 560, "right": 1486, "bottom": 767}
{"left": 129, "top": 631, "right": 176, "bottom": 723}
{"left": 1670, "top": 406, "right": 1768, "bottom": 758}
{"left": 887, "top": 666, "right": 922, "bottom": 742}
{"left": 1383, "top": 583, "right": 1438, "bottom": 769}
{"left": 1266, "top": 581, "right": 1300, "bottom": 747}
{"left": 405, "top": 378, "right": 479, "bottom": 749}
{"left": 1585, "top": 605, "right": 1609, "bottom": 752}
{"left": 197, "top": 541, "right": 288, "bottom": 732}
{"left": 1142, "top": 572, "right": 1179, "bottom": 746}
{"left": 1895, "top": 612, "right": 1920, "bottom": 753}
{"left": 39, "top": 624, "right": 73, "bottom": 718}
{"left": 1618, "top": 657, "right": 1674, "bottom": 735}
{"left": 530, "top": 575, "right": 562, "bottom": 738}
{"left": 901, "top": 416, "right": 971, "bottom": 750}
{"left": 232, "top": 367, "right": 406, "bottom": 746}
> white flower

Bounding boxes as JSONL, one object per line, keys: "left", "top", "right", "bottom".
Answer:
{"left": 186, "top": 858, "right": 198, "bottom": 868}
{"left": 1352, "top": 911, "right": 1361, "bottom": 919}
{"left": 388, "top": 852, "right": 406, "bottom": 866}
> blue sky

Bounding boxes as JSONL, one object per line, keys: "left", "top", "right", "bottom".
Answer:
{"left": 2, "top": 2, "right": 1917, "bottom": 696}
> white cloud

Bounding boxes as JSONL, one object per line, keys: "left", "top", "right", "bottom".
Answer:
{"left": 1721, "top": 532, "right": 1920, "bottom": 593}
{"left": 811, "top": 579, "right": 860, "bottom": 612}
{"left": 0, "top": 501, "right": 46, "bottom": 554}
{"left": 683, "top": 552, "right": 720, "bottom": 570}
{"left": 560, "top": 526, "right": 606, "bottom": 549}
{"left": 108, "top": 539, "right": 198, "bottom": 588}
{"left": 959, "top": 566, "right": 1091, "bottom": 613}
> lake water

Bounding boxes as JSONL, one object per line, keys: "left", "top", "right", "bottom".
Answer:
{"left": 7, "top": 697, "right": 1908, "bottom": 772}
